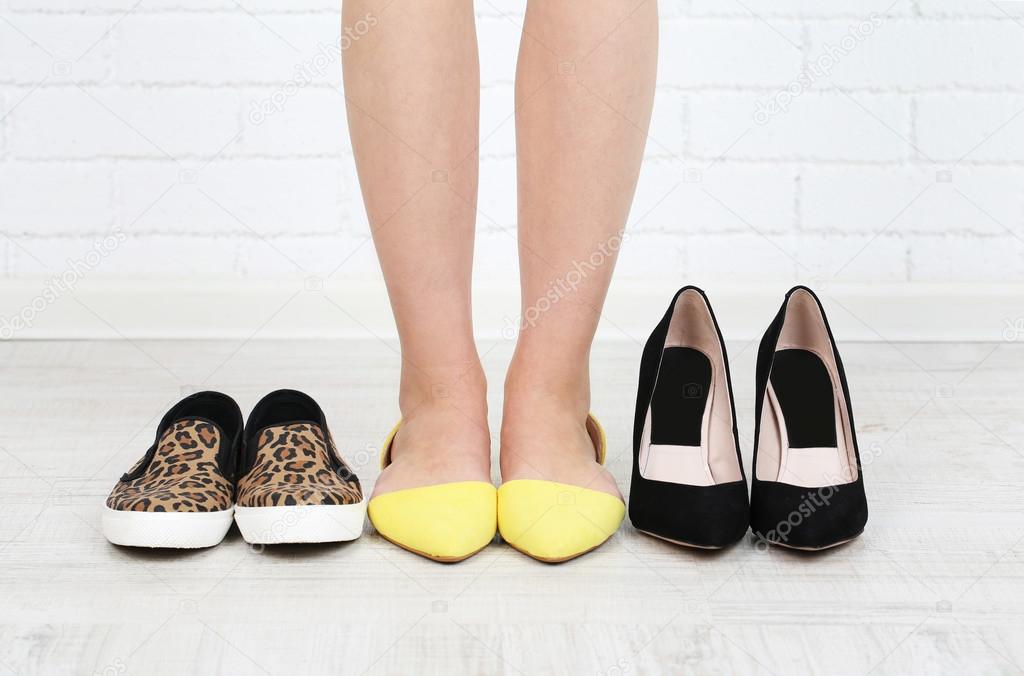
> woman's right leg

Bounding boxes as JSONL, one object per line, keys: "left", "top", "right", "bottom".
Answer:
{"left": 341, "top": 0, "right": 490, "bottom": 497}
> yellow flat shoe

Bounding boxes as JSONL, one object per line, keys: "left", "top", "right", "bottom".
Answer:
{"left": 367, "top": 422, "right": 496, "bottom": 563}
{"left": 497, "top": 415, "right": 625, "bottom": 563}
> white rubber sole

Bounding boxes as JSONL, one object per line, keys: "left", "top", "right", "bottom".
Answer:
{"left": 234, "top": 502, "right": 366, "bottom": 544}
{"left": 102, "top": 505, "right": 234, "bottom": 549}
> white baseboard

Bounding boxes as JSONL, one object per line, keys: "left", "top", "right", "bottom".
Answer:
{"left": 1, "top": 278, "right": 1021, "bottom": 342}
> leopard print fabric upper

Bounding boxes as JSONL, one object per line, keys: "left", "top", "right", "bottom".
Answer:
{"left": 106, "top": 419, "right": 233, "bottom": 513}
{"left": 236, "top": 423, "right": 362, "bottom": 507}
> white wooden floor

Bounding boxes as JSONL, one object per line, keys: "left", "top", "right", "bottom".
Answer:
{"left": 0, "top": 338, "right": 1022, "bottom": 675}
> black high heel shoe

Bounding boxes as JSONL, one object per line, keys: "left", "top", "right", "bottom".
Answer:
{"left": 629, "top": 286, "right": 749, "bottom": 548}
{"left": 750, "top": 286, "right": 868, "bottom": 549}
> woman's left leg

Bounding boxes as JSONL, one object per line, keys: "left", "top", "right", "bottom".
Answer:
{"left": 501, "top": 0, "right": 658, "bottom": 497}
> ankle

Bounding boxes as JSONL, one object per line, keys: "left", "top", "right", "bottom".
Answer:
{"left": 503, "top": 351, "right": 590, "bottom": 422}
{"left": 399, "top": 358, "right": 488, "bottom": 422}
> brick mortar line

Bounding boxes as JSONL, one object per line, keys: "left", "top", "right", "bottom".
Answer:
{"left": 661, "top": 158, "right": 1024, "bottom": 167}
{"left": 109, "top": 0, "right": 123, "bottom": 224}
{"left": 6, "top": 229, "right": 1017, "bottom": 240}
{"left": 0, "top": 89, "right": 8, "bottom": 164}
{"left": 672, "top": 15, "right": 1024, "bottom": 21}
{"left": 585, "top": 227, "right": 1022, "bottom": 238}
{"left": 681, "top": 95, "right": 692, "bottom": 158}
{"left": 793, "top": 166, "right": 804, "bottom": 232}
{"left": 669, "top": 85, "right": 1024, "bottom": 95}
{"left": 799, "top": 22, "right": 811, "bottom": 74}
{"left": 492, "top": 226, "right": 1024, "bottom": 238}
{"left": 0, "top": 81, "right": 511, "bottom": 90}
{"left": 5, "top": 230, "right": 357, "bottom": 239}
{"left": 909, "top": 96, "right": 922, "bottom": 163}
{"left": 7, "top": 10, "right": 1020, "bottom": 21}
{"left": 4, "top": 8, "right": 346, "bottom": 16}
{"left": 5, "top": 156, "right": 1024, "bottom": 168}
{"left": 5, "top": 83, "right": 1024, "bottom": 95}
{"left": 5, "top": 11, "right": 1024, "bottom": 26}
{"left": 1, "top": 154, "right": 354, "bottom": 162}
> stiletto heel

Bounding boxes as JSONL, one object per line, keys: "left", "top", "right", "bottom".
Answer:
{"left": 629, "top": 286, "right": 749, "bottom": 548}
{"left": 750, "top": 286, "right": 868, "bottom": 549}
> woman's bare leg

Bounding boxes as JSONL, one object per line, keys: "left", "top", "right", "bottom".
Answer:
{"left": 342, "top": 0, "right": 490, "bottom": 495}
{"left": 501, "top": 0, "right": 658, "bottom": 495}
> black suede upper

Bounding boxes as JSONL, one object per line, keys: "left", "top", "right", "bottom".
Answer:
{"left": 629, "top": 480, "right": 749, "bottom": 548}
{"left": 749, "top": 286, "right": 868, "bottom": 549}
{"left": 629, "top": 286, "right": 749, "bottom": 548}
{"left": 749, "top": 478, "right": 867, "bottom": 549}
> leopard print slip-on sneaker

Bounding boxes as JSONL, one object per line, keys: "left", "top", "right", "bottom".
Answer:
{"left": 102, "top": 391, "right": 244, "bottom": 549}
{"left": 234, "top": 390, "right": 365, "bottom": 544}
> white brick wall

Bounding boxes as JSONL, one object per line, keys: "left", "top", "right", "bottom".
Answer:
{"left": 1, "top": 0, "right": 1023, "bottom": 295}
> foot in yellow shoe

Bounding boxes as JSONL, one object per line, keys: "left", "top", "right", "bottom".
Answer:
{"left": 368, "top": 481, "right": 496, "bottom": 562}
{"left": 497, "top": 479, "right": 625, "bottom": 563}
{"left": 368, "top": 422, "right": 497, "bottom": 562}
{"left": 498, "top": 414, "right": 625, "bottom": 563}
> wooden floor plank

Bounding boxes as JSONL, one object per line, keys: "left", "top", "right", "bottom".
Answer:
{"left": 0, "top": 339, "right": 1021, "bottom": 675}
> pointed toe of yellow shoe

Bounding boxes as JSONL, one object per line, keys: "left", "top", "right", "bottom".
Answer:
{"left": 367, "top": 481, "right": 497, "bottom": 562}
{"left": 497, "top": 480, "right": 625, "bottom": 563}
